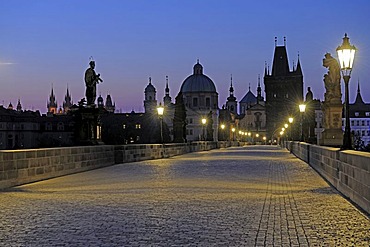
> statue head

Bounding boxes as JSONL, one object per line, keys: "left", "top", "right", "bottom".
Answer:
{"left": 89, "top": 60, "right": 95, "bottom": 69}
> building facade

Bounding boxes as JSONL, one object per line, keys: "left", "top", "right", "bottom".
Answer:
{"left": 180, "top": 61, "right": 219, "bottom": 141}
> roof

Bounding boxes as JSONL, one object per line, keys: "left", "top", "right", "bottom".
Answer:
{"left": 240, "top": 90, "right": 257, "bottom": 104}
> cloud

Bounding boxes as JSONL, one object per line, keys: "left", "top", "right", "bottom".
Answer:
{"left": 0, "top": 62, "right": 16, "bottom": 65}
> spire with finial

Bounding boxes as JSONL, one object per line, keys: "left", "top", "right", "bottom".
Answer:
{"left": 264, "top": 61, "right": 268, "bottom": 76}
{"left": 274, "top": 37, "right": 277, "bottom": 47}
{"left": 163, "top": 75, "right": 172, "bottom": 105}
{"left": 248, "top": 83, "right": 251, "bottom": 92}
{"left": 354, "top": 78, "right": 364, "bottom": 104}
{"left": 284, "top": 36, "right": 286, "bottom": 46}
{"left": 296, "top": 51, "right": 302, "bottom": 75}
{"left": 226, "top": 73, "right": 237, "bottom": 113}
{"left": 16, "top": 98, "right": 22, "bottom": 112}
{"left": 47, "top": 84, "right": 57, "bottom": 114}
{"left": 229, "top": 74, "right": 234, "bottom": 95}
{"left": 257, "top": 74, "right": 263, "bottom": 103}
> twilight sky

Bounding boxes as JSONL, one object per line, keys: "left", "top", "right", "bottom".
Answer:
{"left": 1, "top": 0, "right": 369, "bottom": 113}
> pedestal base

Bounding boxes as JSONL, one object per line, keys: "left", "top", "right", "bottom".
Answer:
{"left": 319, "top": 129, "right": 343, "bottom": 147}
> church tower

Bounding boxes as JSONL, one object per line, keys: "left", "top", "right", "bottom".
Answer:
{"left": 63, "top": 86, "right": 72, "bottom": 113}
{"left": 144, "top": 77, "right": 157, "bottom": 113}
{"left": 256, "top": 74, "right": 264, "bottom": 104}
{"left": 226, "top": 75, "right": 237, "bottom": 114}
{"left": 264, "top": 37, "right": 303, "bottom": 138}
{"left": 16, "top": 99, "right": 22, "bottom": 112}
{"left": 47, "top": 86, "right": 58, "bottom": 114}
{"left": 163, "top": 76, "right": 172, "bottom": 106}
{"left": 97, "top": 94, "right": 104, "bottom": 109}
{"left": 105, "top": 94, "right": 115, "bottom": 113}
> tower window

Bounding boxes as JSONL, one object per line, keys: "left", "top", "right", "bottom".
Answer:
{"left": 355, "top": 112, "right": 359, "bottom": 117}
{"left": 135, "top": 124, "right": 141, "bottom": 129}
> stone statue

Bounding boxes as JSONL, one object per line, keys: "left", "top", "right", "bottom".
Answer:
{"left": 323, "top": 53, "right": 341, "bottom": 102}
{"left": 84, "top": 60, "right": 103, "bottom": 106}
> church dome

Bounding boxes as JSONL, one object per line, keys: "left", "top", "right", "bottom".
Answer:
{"left": 180, "top": 62, "right": 216, "bottom": 93}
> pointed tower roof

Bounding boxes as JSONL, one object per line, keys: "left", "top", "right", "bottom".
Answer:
{"left": 296, "top": 53, "right": 302, "bottom": 75}
{"left": 354, "top": 80, "right": 365, "bottom": 104}
{"left": 16, "top": 99, "right": 22, "bottom": 112}
{"left": 271, "top": 37, "right": 290, "bottom": 76}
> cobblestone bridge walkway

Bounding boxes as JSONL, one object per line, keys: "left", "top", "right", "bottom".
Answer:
{"left": 0, "top": 145, "right": 369, "bottom": 246}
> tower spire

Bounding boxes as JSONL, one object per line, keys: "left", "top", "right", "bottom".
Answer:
{"left": 354, "top": 78, "right": 364, "bottom": 104}
{"left": 163, "top": 75, "right": 172, "bottom": 106}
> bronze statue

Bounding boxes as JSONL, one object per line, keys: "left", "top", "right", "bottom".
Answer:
{"left": 323, "top": 53, "right": 341, "bottom": 102}
{"left": 84, "top": 60, "right": 103, "bottom": 106}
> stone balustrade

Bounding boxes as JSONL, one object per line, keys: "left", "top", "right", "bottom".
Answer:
{"left": 0, "top": 141, "right": 231, "bottom": 190}
{"left": 286, "top": 141, "right": 370, "bottom": 215}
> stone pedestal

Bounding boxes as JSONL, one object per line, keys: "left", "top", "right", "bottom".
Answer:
{"left": 319, "top": 102, "right": 343, "bottom": 147}
{"left": 72, "top": 106, "right": 106, "bottom": 145}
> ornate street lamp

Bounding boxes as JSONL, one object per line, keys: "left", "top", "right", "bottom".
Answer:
{"left": 299, "top": 104, "right": 306, "bottom": 142}
{"left": 220, "top": 124, "right": 225, "bottom": 141}
{"left": 201, "top": 118, "right": 207, "bottom": 141}
{"left": 337, "top": 33, "right": 357, "bottom": 149}
{"left": 231, "top": 127, "right": 236, "bottom": 141}
{"left": 157, "top": 103, "right": 164, "bottom": 144}
{"left": 288, "top": 117, "right": 293, "bottom": 141}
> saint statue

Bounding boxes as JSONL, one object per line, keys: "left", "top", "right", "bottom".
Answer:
{"left": 84, "top": 60, "right": 103, "bottom": 106}
{"left": 322, "top": 53, "right": 341, "bottom": 102}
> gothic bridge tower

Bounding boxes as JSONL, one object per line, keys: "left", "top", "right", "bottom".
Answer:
{"left": 264, "top": 37, "right": 303, "bottom": 139}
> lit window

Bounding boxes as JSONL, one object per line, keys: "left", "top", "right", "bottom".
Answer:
{"left": 123, "top": 124, "right": 126, "bottom": 129}
{"left": 135, "top": 124, "right": 141, "bottom": 129}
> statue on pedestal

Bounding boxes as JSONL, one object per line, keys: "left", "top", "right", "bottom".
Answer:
{"left": 323, "top": 53, "right": 341, "bottom": 103}
{"left": 84, "top": 59, "right": 103, "bottom": 106}
{"left": 320, "top": 53, "right": 343, "bottom": 147}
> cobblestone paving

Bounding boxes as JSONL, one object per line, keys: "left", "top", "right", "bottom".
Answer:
{"left": 0, "top": 145, "right": 369, "bottom": 246}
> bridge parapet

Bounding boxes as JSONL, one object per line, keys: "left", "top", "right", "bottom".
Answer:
{"left": 287, "top": 141, "right": 370, "bottom": 215}
{"left": 0, "top": 141, "right": 232, "bottom": 190}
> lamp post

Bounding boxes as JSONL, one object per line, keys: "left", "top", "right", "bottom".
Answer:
{"left": 299, "top": 104, "right": 306, "bottom": 142}
{"left": 337, "top": 33, "right": 357, "bottom": 150}
{"left": 157, "top": 103, "right": 164, "bottom": 144}
{"left": 231, "top": 127, "right": 236, "bottom": 141}
{"left": 288, "top": 117, "right": 294, "bottom": 140}
{"left": 220, "top": 124, "right": 225, "bottom": 141}
{"left": 201, "top": 118, "right": 207, "bottom": 141}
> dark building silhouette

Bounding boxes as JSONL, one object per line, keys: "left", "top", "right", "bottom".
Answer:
{"left": 264, "top": 38, "right": 303, "bottom": 138}
{"left": 226, "top": 75, "right": 237, "bottom": 114}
